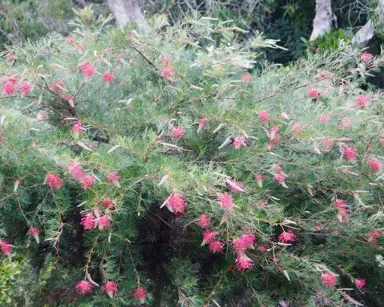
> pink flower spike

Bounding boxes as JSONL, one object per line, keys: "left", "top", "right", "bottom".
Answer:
{"left": 20, "top": 82, "right": 31, "bottom": 96}
{"left": 103, "top": 199, "right": 116, "bottom": 210}
{"left": 107, "top": 171, "right": 121, "bottom": 186}
{"left": 97, "top": 215, "right": 111, "bottom": 230}
{"left": 242, "top": 72, "right": 251, "bottom": 83}
{"left": 308, "top": 88, "right": 320, "bottom": 99}
{"left": 202, "top": 230, "right": 217, "bottom": 245}
{"left": 322, "top": 138, "right": 334, "bottom": 149}
{"left": 197, "top": 117, "right": 208, "bottom": 133}
{"left": 218, "top": 192, "right": 234, "bottom": 212}
{"left": 161, "top": 66, "right": 175, "bottom": 80}
{"left": 209, "top": 241, "right": 224, "bottom": 253}
{"left": 2, "top": 80, "right": 16, "bottom": 96}
{"left": 319, "top": 114, "right": 329, "bottom": 123}
{"left": 28, "top": 227, "right": 40, "bottom": 244}
{"left": 198, "top": 214, "right": 210, "bottom": 229}
{"left": 340, "top": 118, "right": 352, "bottom": 129}
{"left": 72, "top": 122, "right": 83, "bottom": 134}
{"left": 257, "top": 110, "right": 269, "bottom": 123}
{"left": 355, "top": 278, "right": 366, "bottom": 289}
{"left": 343, "top": 147, "right": 356, "bottom": 161}
{"left": 168, "top": 193, "right": 187, "bottom": 215}
{"left": 68, "top": 161, "right": 84, "bottom": 180}
{"left": 76, "top": 44, "right": 83, "bottom": 53}
{"left": 79, "top": 61, "right": 96, "bottom": 78}
{"left": 0, "top": 240, "right": 13, "bottom": 255}
{"left": 102, "top": 281, "right": 118, "bottom": 298}
{"left": 227, "top": 180, "right": 245, "bottom": 193}
{"left": 134, "top": 287, "right": 147, "bottom": 302}
{"left": 171, "top": 126, "right": 185, "bottom": 138}
{"left": 278, "top": 231, "right": 296, "bottom": 243}
{"left": 355, "top": 95, "right": 370, "bottom": 108}
{"left": 46, "top": 173, "right": 63, "bottom": 190}
{"left": 275, "top": 172, "right": 287, "bottom": 188}
{"left": 321, "top": 272, "right": 337, "bottom": 288}
{"left": 369, "top": 159, "right": 382, "bottom": 172}
{"left": 335, "top": 199, "right": 347, "bottom": 209}
{"left": 81, "top": 213, "right": 96, "bottom": 230}
{"left": 368, "top": 229, "right": 380, "bottom": 244}
{"left": 232, "top": 136, "right": 247, "bottom": 149}
{"left": 79, "top": 174, "right": 96, "bottom": 190}
{"left": 65, "top": 37, "right": 75, "bottom": 45}
{"left": 76, "top": 280, "right": 93, "bottom": 295}
{"left": 7, "top": 52, "right": 15, "bottom": 61}
{"left": 361, "top": 51, "right": 372, "bottom": 63}
{"left": 256, "top": 174, "right": 264, "bottom": 188}
{"left": 103, "top": 72, "right": 115, "bottom": 83}
{"left": 235, "top": 254, "right": 253, "bottom": 271}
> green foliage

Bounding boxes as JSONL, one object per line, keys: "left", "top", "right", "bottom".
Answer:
{"left": 0, "top": 15, "right": 383, "bottom": 307}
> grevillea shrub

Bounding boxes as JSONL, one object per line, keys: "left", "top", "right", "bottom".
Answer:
{"left": 0, "top": 17, "right": 383, "bottom": 306}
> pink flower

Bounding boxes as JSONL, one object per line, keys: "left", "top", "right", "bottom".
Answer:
{"left": 235, "top": 254, "right": 253, "bottom": 271}
{"left": 232, "top": 136, "right": 247, "bottom": 149}
{"left": 79, "top": 174, "right": 96, "bottom": 190}
{"left": 168, "top": 193, "right": 187, "bottom": 214}
{"left": 102, "top": 281, "right": 118, "bottom": 298}
{"left": 343, "top": 147, "right": 356, "bottom": 161}
{"left": 7, "top": 52, "right": 15, "bottom": 61}
{"left": 257, "top": 110, "right": 269, "bottom": 123}
{"left": 233, "top": 233, "right": 255, "bottom": 254}
{"left": 79, "top": 61, "right": 96, "bottom": 78}
{"left": 171, "top": 126, "right": 185, "bottom": 137}
{"left": 275, "top": 172, "right": 286, "bottom": 186}
{"left": 76, "top": 280, "right": 93, "bottom": 295}
{"left": 319, "top": 114, "right": 329, "bottom": 123}
{"left": 198, "top": 214, "right": 210, "bottom": 229}
{"left": 68, "top": 161, "right": 84, "bottom": 180}
{"left": 37, "top": 111, "right": 48, "bottom": 121}
{"left": 161, "top": 66, "right": 175, "bottom": 80}
{"left": 278, "top": 231, "right": 296, "bottom": 243}
{"left": 227, "top": 180, "right": 245, "bottom": 193}
{"left": 81, "top": 213, "right": 96, "bottom": 230}
{"left": 162, "top": 55, "right": 171, "bottom": 67}
{"left": 197, "top": 117, "right": 208, "bottom": 133}
{"left": 258, "top": 245, "right": 269, "bottom": 253}
{"left": 20, "top": 82, "right": 31, "bottom": 96}
{"left": 134, "top": 287, "right": 147, "bottom": 301}
{"left": 355, "top": 278, "right": 366, "bottom": 289}
{"left": 72, "top": 122, "right": 83, "bottom": 134}
{"left": 107, "top": 171, "right": 120, "bottom": 182}
{"left": 50, "top": 80, "right": 66, "bottom": 92}
{"left": 2, "top": 80, "right": 16, "bottom": 96}
{"left": 28, "top": 227, "right": 40, "bottom": 235}
{"left": 369, "top": 159, "right": 382, "bottom": 172}
{"left": 97, "top": 215, "right": 111, "bottom": 230}
{"left": 103, "top": 72, "right": 114, "bottom": 83}
{"left": 242, "top": 72, "right": 251, "bottom": 83}
{"left": 337, "top": 207, "right": 350, "bottom": 223}
{"left": 340, "top": 118, "right": 352, "bottom": 129}
{"left": 355, "top": 95, "right": 370, "bottom": 108}
{"left": 267, "top": 126, "right": 280, "bottom": 149}
{"left": 255, "top": 174, "right": 264, "bottom": 188}
{"left": 218, "top": 192, "right": 234, "bottom": 212}
{"left": 76, "top": 44, "right": 83, "bottom": 53}
{"left": 368, "top": 229, "right": 381, "bottom": 244}
{"left": 0, "top": 240, "right": 12, "bottom": 255}
{"left": 65, "top": 37, "right": 75, "bottom": 45}
{"left": 103, "top": 199, "right": 116, "bottom": 210}
{"left": 209, "top": 241, "right": 224, "bottom": 253}
{"left": 321, "top": 272, "right": 337, "bottom": 288}
{"left": 308, "top": 88, "right": 320, "bottom": 99}
{"left": 335, "top": 199, "right": 347, "bottom": 209}
{"left": 361, "top": 51, "right": 372, "bottom": 63}
{"left": 380, "top": 138, "right": 384, "bottom": 148}
{"left": 322, "top": 138, "right": 334, "bottom": 149}
{"left": 63, "top": 94, "right": 74, "bottom": 102}
{"left": 46, "top": 173, "right": 63, "bottom": 190}
{"left": 202, "top": 230, "right": 217, "bottom": 244}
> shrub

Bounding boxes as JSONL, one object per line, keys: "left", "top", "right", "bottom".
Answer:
{"left": 0, "top": 17, "right": 383, "bottom": 306}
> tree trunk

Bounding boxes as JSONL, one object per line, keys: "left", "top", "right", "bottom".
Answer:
{"left": 310, "top": 0, "right": 333, "bottom": 41}
{"left": 107, "top": 0, "right": 150, "bottom": 31}
{"left": 352, "top": 0, "right": 384, "bottom": 46}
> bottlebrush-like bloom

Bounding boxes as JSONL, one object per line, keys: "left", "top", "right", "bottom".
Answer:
{"left": 197, "top": 117, "right": 208, "bottom": 133}
{"left": 107, "top": 171, "right": 120, "bottom": 182}
{"left": 355, "top": 278, "right": 366, "bottom": 289}
{"left": 76, "top": 280, "right": 93, "bottom": 295}
{"left": 161, "top": 66, "right": 175, "bottom": 80}
{"left": 72, "top": 122, "right": 83, "bottom": 134}
{"left": 335, "top": 199, "right": 347, "bottom": 208}
{"left": 81, "top": 213, "right": 96, "bottom": 230}
{"left": 369, "top": 159, "right": 382, "bottom": 172}
{"left": 322, "top": 138, "right": 334, "bottom": 149}
{"left": 20, "top": 82, "right": 31, "bottom": 96}
{"left": 319, "top": 114, "right": 329, "bottom": 123}
{"left": 134, "top": 287, "right": 147, "bottom": 301}
{"left": 275, "top": 172, "right": 286, "bottom": 187}
{"left": 68, "top": 161, "right": 84, "bottom": 180}
{"left": 242, "top": 72, "right": 251, "bottom": 83}
{"left": 50, "top": 80, "right": 66, "bottom": 92}
{"left": 0, "top": 240, "right": 12, "bottom": 255}
{"left": 198, "top": 214, "right": 210, "bottom": 229}
{"left": 79, "top": 61, "right": 96, "bottom": 78}
{"left": 202, "top": 230, "right": 217, "bottom": 245}
{"left": 2, "top": 80, "right": 16, "bottom": 96}
{"left": 321, "top": 272, "right": 337, "bottom": 288}
{"left": 360, "top": 51, "right": 372, "bottom": 63}
{"left": 340, "top": 117, "right": 352, "bottom": 129}
{"left": 7, "top": 52, "right": 15, "bottom": 61}
{"left": 227, "top": 180, "right": 245, "bottom": 193}
{"left": 102, "top": 281, "right": 118, "bottom": 298}
{"left": 218, "top": 192, "right": 234, "bottom": 211}
{"left": 209, "top": 241, "right": 224, "bottom": 253}
{"left": 37, "top": 111, "right": 48, "bottom": 121}
{"left": 278, "top": 231, "right": 296, "bottom": 243}
{"left": 257, "top": 110, "right": 269, "bottom": 123}
{"left": 368, "top": 229, "right": 381, "bottom": 244}
{"left": 65, "top": 37, "right": 75, "bottom": 45}
{"left": 308, "top": 88, "right": 320, "bottom": 98}
{"left": 76, "top": 44, "right": 83, "bottom": 53}
{"left": 343, "top": 147, "right": 356, "bottom": 161}
{"left": 28, "top": 227, "right": 40, "bottom": 243}
{"left": 255, "top": 174, "right": 264, "bottom": 188}
{"left": 46, "top": 173, "right": 63, "bottom": 190}
{"left": 162, "top": 55, "right": 171, "bottom": 67}
{"left": 103, "top": 72, "right": 114, "bottom": 83}
{"left": 171, "top": 126, "right": 185, "bottom": 138}
{"left": 232, "top": 136, "right": 247, "bottom": 149}
{"left": 235, "top": 254, "right": 253, "bottom": 271}
{"left": 97, "top": 215, "right": 111, "bottom": 230}
{"left": 337, "top": 207, "right": 350, "bottom": 223}
{"left": 355, "top": 95, "right": 370, "bottom": 108}
{"left": 103, "top": 199, "right": 116, "bottom": 210}
{"left": 168, "top": 193, "right": 187, "bottom": 214}
{"left": 79, "top": 174, "right": 96, "bottom": 190}
{"left": 258, "top": 245, "right": 269, "bottom": 253}
{"left": 233, "top": 233, "right": 255, "bottom": 254}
